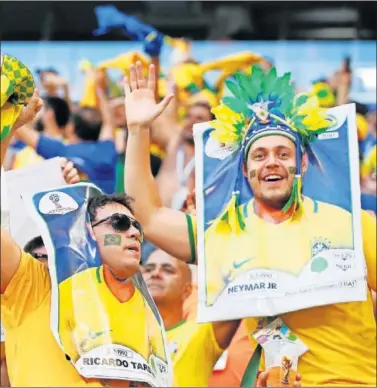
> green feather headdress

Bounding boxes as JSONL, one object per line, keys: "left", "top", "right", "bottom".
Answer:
{"left": 208, "top": 65, "right": 335, "bottom": 221}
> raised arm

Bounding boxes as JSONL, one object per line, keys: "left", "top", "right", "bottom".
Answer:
{"left": 93, "top": 69, "right": 117, "bottom": 142}
{"left": 1, "top": 90, "right": 80, "bottom": 294}
{"left": 15, "top": 123, "right": 68, "bottom": 160}
{"left": 1, "top": 90, "right": 42, "bottom": 162}
{"left": 1, "top": 91, "right": 43, "bottom": 293}
{"left": 124, "top": 62, "right": 193, "bottom": 262}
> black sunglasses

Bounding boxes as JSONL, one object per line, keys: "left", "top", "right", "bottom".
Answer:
{"left": 92, "top": 213, "right": 144, "bottom": 243}
{"left": 32, "top": 252, "right": 48, "bottom": 261}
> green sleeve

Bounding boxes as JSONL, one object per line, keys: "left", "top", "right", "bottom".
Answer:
{"left": 115, "top": 154, "right": 125, "bottom": 193}
{"left": 185, "top": 213, "right": 197, "bottom": 265}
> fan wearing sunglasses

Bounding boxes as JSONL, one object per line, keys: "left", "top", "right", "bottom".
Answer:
{"left": 1, "top": 190, "right": 164, "bottom": 387}
{"left": 57, "top": 194, "right": 167, "bottom": 387}
{"left": 24, "top": 236, "right": 48, "bottom": 267}
{"left": 86, "top": 194, "right": 144, "bottom": 284}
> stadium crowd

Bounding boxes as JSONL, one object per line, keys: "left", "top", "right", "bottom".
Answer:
{"left": 0, "top": 7, "right": 376, "bottom": 388}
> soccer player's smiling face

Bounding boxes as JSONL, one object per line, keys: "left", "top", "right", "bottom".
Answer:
{"left": 92, "top": 203, "right": 141, "bottom": 277}
{"left": 244, "top": 135, "right": 298, "bottom": 209}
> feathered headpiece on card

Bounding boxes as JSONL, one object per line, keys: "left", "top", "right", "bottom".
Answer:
{"left": 208, "top": 65, "right": 335, "bottom": 223}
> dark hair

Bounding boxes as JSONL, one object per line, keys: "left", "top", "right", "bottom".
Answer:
{"left": 24, "top": 235, "right": 44, "bottom": 254}
{"left": 34, "top": 96, "right": 70, "bottom": 132}
{"left": 72, "top": 107, "right": 102, "bottom": 142}
{"left": 191, "top": 101, "right": 215, "bottom": 120}
{"left": 36, "top": 68, "right": 59, "bottom": 76}
{"left": 88, "top": 194, "right": 135, "bottom": 223}
{"left": 44, "top": 96, "right": 71, "bottom": 128}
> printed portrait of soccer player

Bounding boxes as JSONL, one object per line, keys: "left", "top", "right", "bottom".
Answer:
{"left": 203, "top": 67, "right": 357, "bottom": 306}
{"left": 57, "top": 194, "right": 168, "bottom": 386}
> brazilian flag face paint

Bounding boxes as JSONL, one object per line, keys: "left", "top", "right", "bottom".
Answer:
{"left": 249, "top": 170, "right": 257, "bottom": 179}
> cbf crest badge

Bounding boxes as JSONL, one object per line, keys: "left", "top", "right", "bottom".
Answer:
{"left": 311, "top": 238, "right": 331, "bottom": 257}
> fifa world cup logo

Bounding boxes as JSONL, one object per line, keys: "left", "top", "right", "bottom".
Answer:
{"left": 49, "top": 194, "right": 62, "bottom": 209}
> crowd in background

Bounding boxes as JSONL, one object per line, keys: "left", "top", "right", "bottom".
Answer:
{"left": 0, "top": 7, "right": 376, "bottom": 387}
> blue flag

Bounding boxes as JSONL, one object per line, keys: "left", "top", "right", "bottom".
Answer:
{"left": 93, "top": 5, "right": 164, "bottom": 57}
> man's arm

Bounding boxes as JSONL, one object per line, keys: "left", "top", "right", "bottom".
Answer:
{"left": 15, "top": 124, "right": 67, "bottom": 160}
{"left": 93, "top": 69, "right": 117, "bottom": 142}
{"left": 0, "top": 227, "right": 22, "bottom": 294}
{"left": 0, "top": 358, "right": 10, "bottom": 388}
{"left": 1, "top": 158, "right": 80, "bottom": 294}
{"left": 1, "top": 90, "right": 43, "bottom": 163}
{"left": 1, "top": 103, "right": 78, "bottom": 295}
{"left": 1, "top": 161, "right": 79, "bottom": 295}
{"left": 13, "top": 123, "right": 40, "bottom": 149}
{"left": 213, "top": 320, "right": 241, "bottom": 350}
{"left": 124, "top": 62, "right": 193, "bottom": 262}
{"left": 1, "top": 90, "right": 43, "bottom": 293}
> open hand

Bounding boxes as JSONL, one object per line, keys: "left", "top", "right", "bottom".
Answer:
{"left": 13, "top": 89, "right": 43, "bottom": 131}
{"left": 60, "top": 158, "right": 80, "bottom": 185}
{"left": 255, "top": 371, "right": 302, "bottom": 387}
{"left": 124, "top": 61, "right": 173, "bottom": 130}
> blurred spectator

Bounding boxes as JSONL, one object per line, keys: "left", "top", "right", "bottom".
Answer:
{"left": 183, "top": 264, "right": 198, "bottom": 321}
{"left": 360, "top": 145, "right": 376, "bottom": 197}
{"left": 36, "top": 68, "right": 60, "bottom": 95}
{"left": 361, "top": 192, "right": 377, "bottom": 215}
{"left": 360, "top": 111, "right": 377, "bottom": 157}
{"left": 179, "top": 194, "right": 256, "bottom": 387}
{"left": 141, "top": 237, "right": 256, "bottom": 388}
{"left": 142, "top": 249, "right": 239, "bottom": 387}
{"left": 156, "top": 101, "right": 214, "bottom": 208}
{"left": 36, "top": 68, "right": 73, "bottom": 108}
{"left": 14, "top": 94, "right": 117, "bottom": 193}
{"left": 11, "top": 96, "right": 70, "bottom": 170}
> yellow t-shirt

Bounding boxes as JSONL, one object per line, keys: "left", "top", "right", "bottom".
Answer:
{"left": 58, "top": 266, "right": 167, "bottom": 366}
{"left": 166, "top": 320, "right": 223, "bottom": 387}
{"left": 187, "top": 198, "right": 377, "bottom": 386}
{"left": 203, "top": 197, "right": 361, "bottom": 305}
{"left": 0, "top": 251, "right": 102, "bottom": 387}
{"left": 12, "top": 146, "right": 44, "bottom": 169}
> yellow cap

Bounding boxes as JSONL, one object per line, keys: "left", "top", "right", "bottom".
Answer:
{"left": 356, "top": 113, "right": 369, "bottom": 141}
